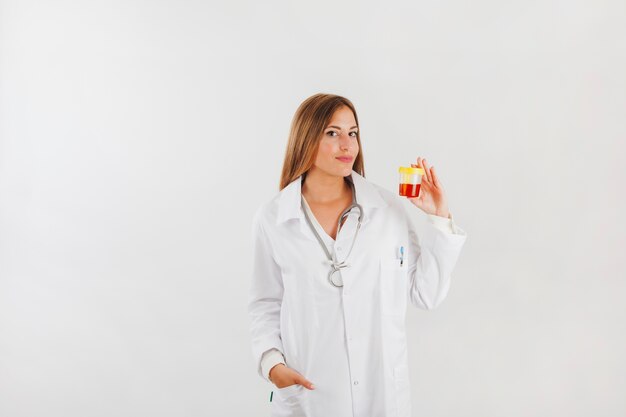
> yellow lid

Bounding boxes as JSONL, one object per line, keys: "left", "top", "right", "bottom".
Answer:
{"left": 398, "top": 166, "right": 425, "bottom": 175}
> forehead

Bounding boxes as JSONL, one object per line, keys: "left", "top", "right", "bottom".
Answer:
{"left": 327, "top": 106, "right": 356, "bottom": 126}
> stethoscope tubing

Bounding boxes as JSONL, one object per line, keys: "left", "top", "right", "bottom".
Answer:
{"left": 301, "top": 180, "right": 363, "bottom": 287}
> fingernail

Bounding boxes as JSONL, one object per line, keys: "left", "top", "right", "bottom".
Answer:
{"left": 310, "top": 384, "right": 315, "bottom": 389}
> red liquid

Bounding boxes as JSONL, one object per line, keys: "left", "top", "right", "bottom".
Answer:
{"left": 399, "top": 183, "right": 421, "bottom": 198}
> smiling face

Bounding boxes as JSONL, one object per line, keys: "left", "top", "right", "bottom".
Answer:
{"left": 310, "top": 105, "right": 360, "bottom": 178}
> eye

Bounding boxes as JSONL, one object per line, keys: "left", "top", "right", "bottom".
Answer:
{"left": 326, "top": 130, "right": 338, "bottom": 137}
{"left": 349, "top": 131, "right": 358, "bottom": 137}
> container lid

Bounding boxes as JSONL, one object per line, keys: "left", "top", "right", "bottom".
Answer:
{"left": 398, "top": 166, "right": 425, "bottom": 175}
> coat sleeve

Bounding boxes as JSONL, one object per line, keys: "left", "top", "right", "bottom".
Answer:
{"left": 405, "top": 210, "right": 468, "bottom": 310}
{"left": 247, "top": 209, "right": 285, "bottom": 379}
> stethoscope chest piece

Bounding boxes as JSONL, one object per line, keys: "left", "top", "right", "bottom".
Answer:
{"left": 328, "top": 266, "right": 344, "bottom": 287}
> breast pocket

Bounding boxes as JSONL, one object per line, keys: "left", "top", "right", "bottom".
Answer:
{"left": 379, "top": 257, "right": 408, "bottom": 316}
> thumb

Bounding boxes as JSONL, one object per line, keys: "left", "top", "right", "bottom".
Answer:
{"left": 295, "top": 374, "right": 316, "bottom": 390}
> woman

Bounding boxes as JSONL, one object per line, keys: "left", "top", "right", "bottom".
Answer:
{"left": 248, "top": 93, "right": 467, "bottom": 417}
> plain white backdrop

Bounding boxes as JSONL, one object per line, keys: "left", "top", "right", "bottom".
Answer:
{"left": 1, "top": 0, "right": 625, "bottom": 416}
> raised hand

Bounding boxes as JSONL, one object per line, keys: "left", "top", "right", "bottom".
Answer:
{"left": 407, "top": 156, "right": 450, "bottom": 218}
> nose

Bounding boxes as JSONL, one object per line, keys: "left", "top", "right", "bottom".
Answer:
{"left": 339, "top": 132, "right": 351, "bottom": 150}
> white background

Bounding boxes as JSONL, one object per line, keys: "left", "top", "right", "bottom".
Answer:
{"left": 1, "top": 0, "right": 625, "bottom": 416}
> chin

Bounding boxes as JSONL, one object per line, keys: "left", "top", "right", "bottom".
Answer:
{"left": 340, "top": 167, "right": 354, "bottom": 176}
{"left": 317, "top": 165, "right": 354, "bottom": 178}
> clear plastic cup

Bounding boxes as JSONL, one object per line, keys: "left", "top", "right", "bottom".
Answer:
{"left": 398, "top": 166, "right": 425, "bottom": 198}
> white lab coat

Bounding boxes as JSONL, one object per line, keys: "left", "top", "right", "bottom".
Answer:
{"left": 248, "top": 171, "right": 467, "bottom": 417}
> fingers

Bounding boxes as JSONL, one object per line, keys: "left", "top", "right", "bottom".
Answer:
{"left": 295, "top": 375, "right": 316, "bottom": 390}
{"left": 430, "top": 165, "right": 442, "bottom": 187}
{"left": 414, "top": 156, "right": 432, "bottom": 184}
{"left": 422, "top": 158, "right": 433, "bottom": 184}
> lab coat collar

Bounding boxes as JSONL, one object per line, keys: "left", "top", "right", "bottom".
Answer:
{"left": 276, "top": 170, "right": 388, "bottom": 225}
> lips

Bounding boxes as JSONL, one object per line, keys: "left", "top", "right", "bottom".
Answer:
{"left": 336, "top": 156, "right": 354, "bottom": 163}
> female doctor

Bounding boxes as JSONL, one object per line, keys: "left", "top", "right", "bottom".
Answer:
{"left": 248, "top": 93, "right": 467, "bottom": 417}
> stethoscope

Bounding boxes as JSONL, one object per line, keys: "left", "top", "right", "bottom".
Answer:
{"left": 301, "top": 179, "right": 364, "bottom": 287}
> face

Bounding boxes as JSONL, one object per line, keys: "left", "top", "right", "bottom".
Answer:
{"left": 311, "top": 105, "right": 359, "bottom": 178}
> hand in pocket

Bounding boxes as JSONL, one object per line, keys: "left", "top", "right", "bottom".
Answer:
{"left": 269, "top": 364, "right": 316, "bottom": 390}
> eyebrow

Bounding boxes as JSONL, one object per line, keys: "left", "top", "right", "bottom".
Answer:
{"left": 326, "top": 125, "right": 358, "bottom": 130}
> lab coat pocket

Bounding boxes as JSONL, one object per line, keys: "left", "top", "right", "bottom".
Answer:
{"left": 275, "top": 383, "right": 302, "bottom": 397}
{"left": 272, "top": 383, "right": 304, "bottom": 417}
{"left": 379, "top": 258, "right": 407, "bottom": 316}
{"left": 393, "top": 365, "right": 411, "bottom": 417}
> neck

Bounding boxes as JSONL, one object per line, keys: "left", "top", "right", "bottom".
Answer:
{"left": 302, "top": 168, "right": 351, "bottom": 204}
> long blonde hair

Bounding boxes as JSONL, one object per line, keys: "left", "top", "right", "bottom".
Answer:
{"left": 279, "top": 93, "right": 365, "bottom": 190}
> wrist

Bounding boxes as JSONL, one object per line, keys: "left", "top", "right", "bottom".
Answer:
{"left": 261, "top": 349, "right": 286, "bottom": 381}
{"left": 269, "top": 363, "right": 284, "bottom": 382}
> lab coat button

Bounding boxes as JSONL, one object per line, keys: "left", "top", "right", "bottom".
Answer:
{"left": 337, "top": 246, "right": 342, "bottom": 251}
{"left": 354, "top": 381, "right": 359, "bottom": 385}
